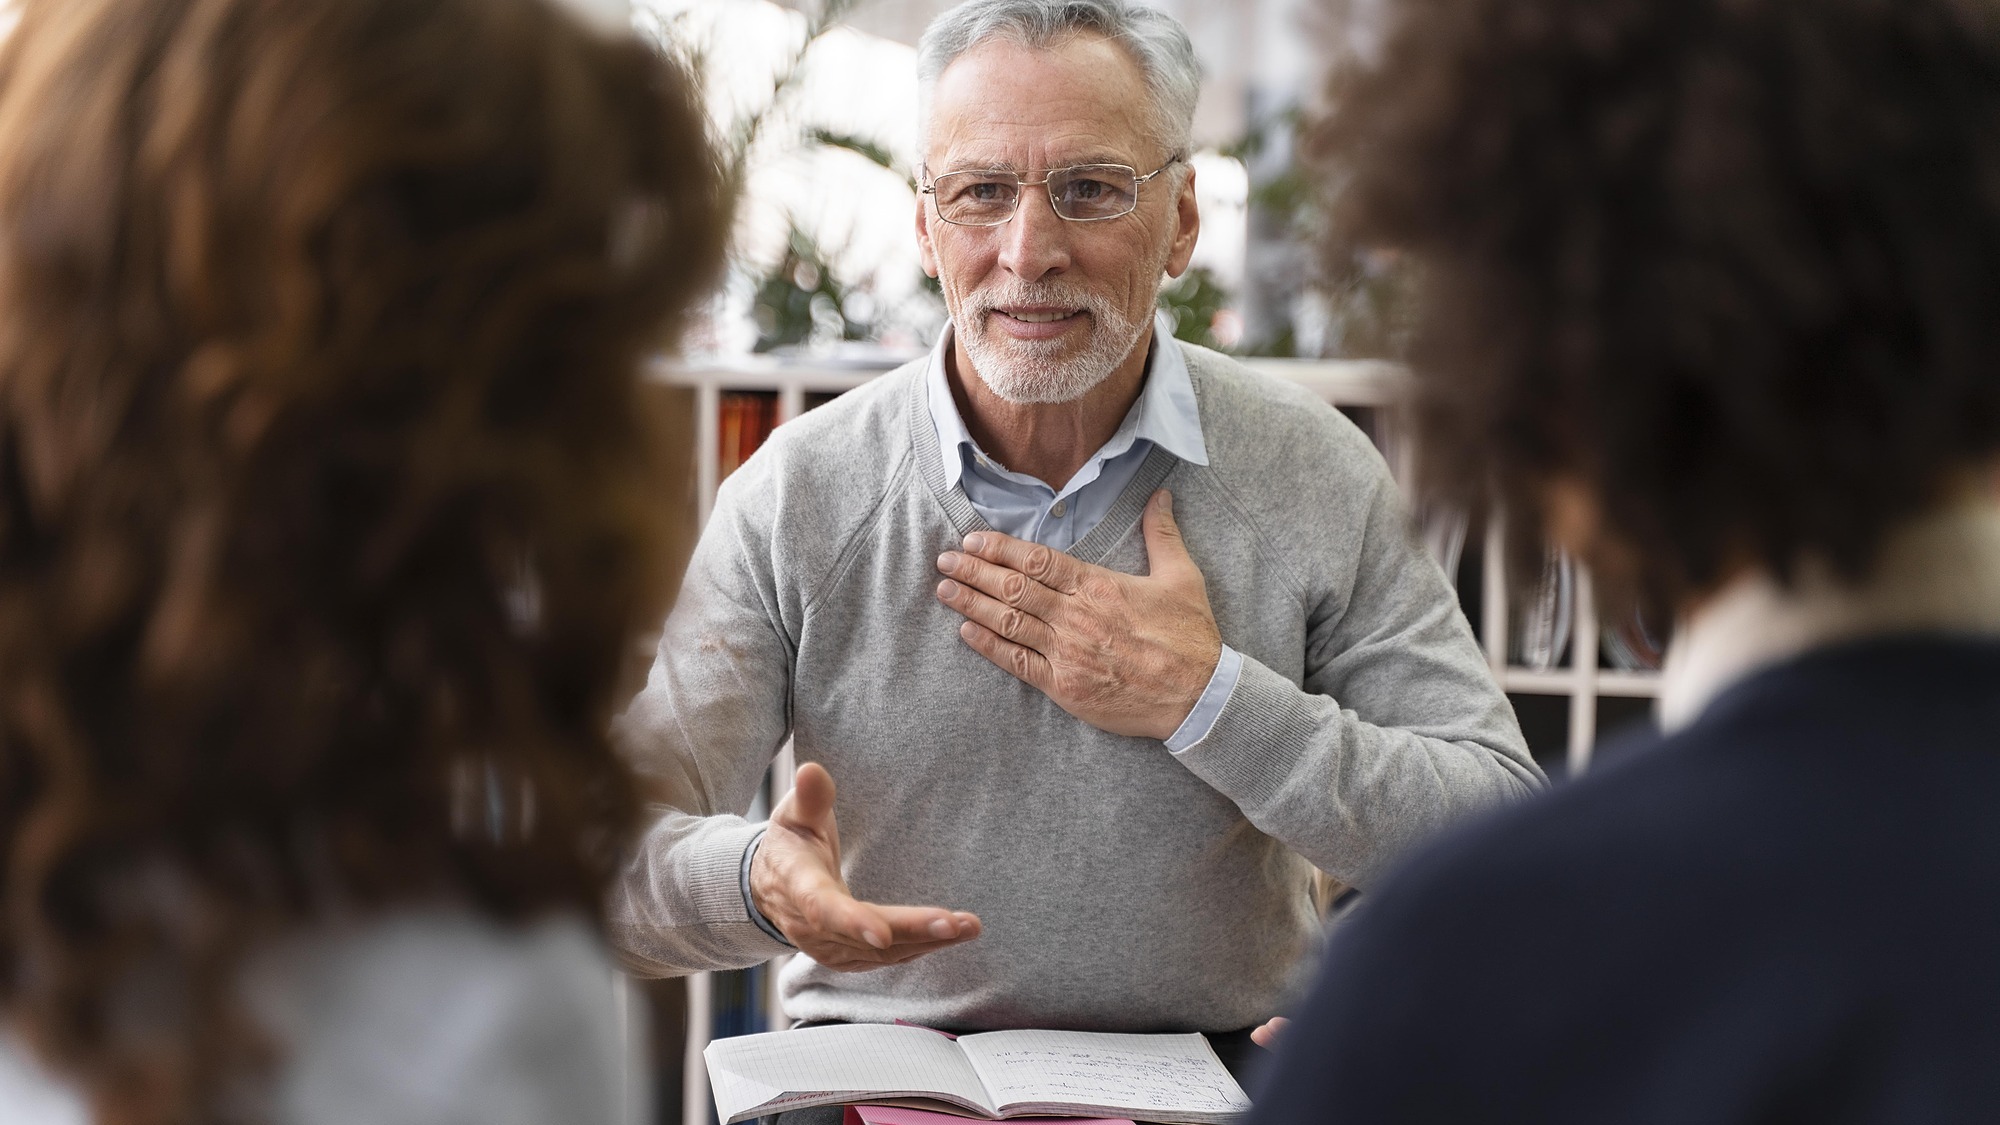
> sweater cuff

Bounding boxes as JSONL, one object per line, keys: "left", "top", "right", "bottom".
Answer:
{"left": 739, "top": 828, "right": 796, "bottom": 947}
{"left": 685, "top": 820, "right": 777, "bottom": 925}
{"left": 1169, "top": 652, "right": 1326, "bottom": 805}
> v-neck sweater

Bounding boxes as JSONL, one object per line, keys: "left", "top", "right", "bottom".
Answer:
{"left": 612, "top": 344, "right": 1538, "bottom": 1032}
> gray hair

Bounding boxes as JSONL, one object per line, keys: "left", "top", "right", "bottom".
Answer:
{"left": 916, "top": 0, "right": 1200, "bottom": 161}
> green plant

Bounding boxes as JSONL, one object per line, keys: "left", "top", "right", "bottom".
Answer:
{"left": 1157, "top": 266, "right": 1236, "bottom": 353}
{"left": 751, "top": 224, "right": 873, "bottom": 352}
{"left": 1226, "top": 100, "right": 1422, "bottom": 359}
{"left": 642, "top": 0, "right": 928, "bottom": 349}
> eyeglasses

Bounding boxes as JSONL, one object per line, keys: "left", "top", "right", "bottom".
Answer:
{"left": 920, "top": 157, "right": 1183, "bottom": 226}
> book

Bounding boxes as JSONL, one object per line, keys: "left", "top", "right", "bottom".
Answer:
{"left": 844, "top": 1105, "right": 1133, "bottom": 1125}
{"left": 719, "top": 391, "right": 779, "bottom": 480}
{"left": 1511, "top": 547, "right": 1574, "bottom": 671}
{"left": 703, "top": 1024, "right": 1252, "bottom": 1124}
{"left": 1601, "top": 606, "right": 1667, "bottom": 672}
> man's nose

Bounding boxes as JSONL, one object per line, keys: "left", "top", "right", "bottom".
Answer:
{"left": 996, "top": 183, "right": 1072, "bottom": 282}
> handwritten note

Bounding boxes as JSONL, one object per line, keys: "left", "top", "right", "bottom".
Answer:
{"left": 704, "top": 1024, "right": 1250, "bottom": 1124}
{"left": 957, "top": 1030, "right": 1252, "bottom": 1116}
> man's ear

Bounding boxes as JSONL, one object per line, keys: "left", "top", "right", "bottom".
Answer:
{"left": 1164, "top": 163, "right": 1200, "bottom": 278}
{"left": 916, "top": 194, "right": 940, "bottom": 278}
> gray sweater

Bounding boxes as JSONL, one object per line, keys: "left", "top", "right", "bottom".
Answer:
{"left": 612, "top": 344, "right": 1539, "bottom": 1032}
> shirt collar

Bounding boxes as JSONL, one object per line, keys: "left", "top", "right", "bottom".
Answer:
{"left": 1658, "top": 497, "right": 2000, "bottom": 732}
{"left": 924, "top": 310, "right": 1209, "bottom": 491}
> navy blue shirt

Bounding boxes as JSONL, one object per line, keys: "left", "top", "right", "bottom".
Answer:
{"left": 1252, "top": 636, "right": 2000, "bottom": 1123}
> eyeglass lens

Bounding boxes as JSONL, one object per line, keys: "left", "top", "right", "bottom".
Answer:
{"left": 931, "top": 165, "right": 1140, "bottom": 224}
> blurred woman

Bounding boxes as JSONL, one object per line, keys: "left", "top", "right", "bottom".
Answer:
{"left": 1253, "top": 0, "right": 2000, "bottom": 1119}
{"left": 0, "top": 0, "right": 726, "bottom": 1121}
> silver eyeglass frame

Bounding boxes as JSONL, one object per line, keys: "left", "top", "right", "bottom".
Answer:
{"left": 918, "top": 155, "right": 1185, "bottom": 226}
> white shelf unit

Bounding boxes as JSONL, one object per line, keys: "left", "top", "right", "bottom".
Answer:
{"left": 644, "top": 353, "right": 1658, "bottom": 1125}
{"left": 1478, "top": 519, "right": 1664, "bottom": 775}
{"left": 655, "top": 357, "right": 886, "bottom": 531}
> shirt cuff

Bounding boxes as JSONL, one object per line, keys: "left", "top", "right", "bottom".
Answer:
{"left": 1164, "top": 644, "right": 1244, "bottom": 752}
{"left": 739, "top": 828, "right": 795, "bottom": 948}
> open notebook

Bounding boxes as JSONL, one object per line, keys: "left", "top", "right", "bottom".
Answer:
{"left": 703, "top": 1024, "right": 1252, "bottom": 1124}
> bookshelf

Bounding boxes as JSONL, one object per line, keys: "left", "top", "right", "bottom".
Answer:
{"left": 666, "top": 356, "right": 888, "bottom": 529}
{"left": 1478, "top": 521, "right": 1663, "bottom": 774}
{"left": 643, "top": 352, "right": 1661, "bottom": 1125}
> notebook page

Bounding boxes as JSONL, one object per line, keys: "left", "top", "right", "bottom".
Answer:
{"left": 956, "top": 1030, "right": 1251, "bottom": 1119}
{"left": 703, "top": 1024, "right": 993, "bottom": 1123}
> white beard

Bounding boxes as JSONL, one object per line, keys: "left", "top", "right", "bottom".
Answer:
{"left": 947, "top": 280, "right": 1154, "bottom": 405}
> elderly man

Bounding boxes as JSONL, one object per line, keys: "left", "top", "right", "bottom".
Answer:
{"left": 612, "top": 0, "right": 1539, "bottom": 1081}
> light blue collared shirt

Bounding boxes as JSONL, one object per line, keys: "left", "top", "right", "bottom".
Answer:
{"left": 926, "top": 312, "right": 1243, "bottom": 753}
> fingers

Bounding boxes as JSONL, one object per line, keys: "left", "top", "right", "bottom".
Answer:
{"left": 814, "top": 934, "right": 974, "bottom": 972}
{"left": 1250, "top": 1016, "right": 1290, "bottom": 1049}
{"left": 936, "top": 547, "right": 1064, "bottom": 619}
{"left": 934, "top": 570, "right": 1058, "bottom": 654}
{"left": 803, "top": 893, "right": 975, "bottom": 951}
{"left": 779, "top": 761, "right": 837, "bottom": 827}
{"left": 873, "top": 905, "right": 982, "bottom": 944}
{"left": 1141, "top": 489, "right": 1198, "bottom": 582}
{"left": 956, "top": 530, "right": 1084, "bottom": 594}
{"left": 955, "top": 618, "right": 1055, "bottom": 691}
{"left": 935, "top": 540, "right": 1064, "bottom": 686}
{"left": 794, "top": 899, "right": 983, "bottom": 972}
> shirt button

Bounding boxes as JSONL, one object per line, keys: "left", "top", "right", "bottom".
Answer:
{"left": 1051, "top": 500, "right": 1067, "bottom": 518}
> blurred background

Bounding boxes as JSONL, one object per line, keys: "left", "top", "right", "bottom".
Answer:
{"left": 638, "top": 0, "right": 1414, "bottom": 366}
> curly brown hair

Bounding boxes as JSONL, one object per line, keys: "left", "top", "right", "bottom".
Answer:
{"left": 0, "top": 0, "right": 728, "bottom": 1119}
{"left": 1312, "top": 0, "right": 2000, "bottom": 601}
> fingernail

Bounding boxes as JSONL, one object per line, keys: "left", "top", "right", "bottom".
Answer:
{"left": 964, "top": 533, "right": 985, "bottom": 553}
{"left": 928, "top": 918, "right": 956, "bottom": 938}
{"left": 864, "top": 929, "right": 888, "bottom": 949}
{"left": 936, "top": 579, "right": 960, "bottom": 600}
{"left": 937, "top": 551, "right": 960, "bottom": 573}
{"left": 1155, "top": 489, "right": 1172, "bottom": 510}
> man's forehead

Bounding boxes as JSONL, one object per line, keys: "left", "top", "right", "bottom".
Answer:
{"left": 928, "top": 148, "right": 1138, "bottom": 173}
{"left": 923, "top": 35, "right": 1157, "bottom": 169}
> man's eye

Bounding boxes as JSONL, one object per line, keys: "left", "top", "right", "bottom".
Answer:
{"left": 1066, "top": 178, "right": 1110, "bottom": 201}
{"left": 946, "top": 178, "right": 1014, "bottom": 206}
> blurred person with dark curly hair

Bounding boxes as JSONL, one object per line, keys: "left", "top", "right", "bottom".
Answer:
{"left": 0, "top": 0, "right": 728, "bottom": 1121}
{"left": 1251, "top": 0, "right": 2000, "bottom": 1119}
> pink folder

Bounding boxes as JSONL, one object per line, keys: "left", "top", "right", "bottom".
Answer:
{"left": 843, "top": 1106, "right": 1135, "bottom": 1125}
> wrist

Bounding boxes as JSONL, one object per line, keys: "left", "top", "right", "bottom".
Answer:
{"left": 1167, "top": 638, "right": 1223, "bottom": 722}
{"left": 740, "top": 829, "right": 793, "bottom": 947}
{"left": 1163, "top": 643, "right": 1243, "bottom": 752}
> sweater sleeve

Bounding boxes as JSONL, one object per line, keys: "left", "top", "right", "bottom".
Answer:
{"left": 1169, "top": 465, "right": 1544, "bottom": 889}
{"left": 607, "top": 476, "right": 798, "bottom": 975}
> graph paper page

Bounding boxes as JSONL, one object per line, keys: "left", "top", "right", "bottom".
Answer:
{"left": 957, "top": 1030, "right": 1252, "bottom": 1118}
{"left": 704, "top": 1024, "right": 992, "bottom": 1122}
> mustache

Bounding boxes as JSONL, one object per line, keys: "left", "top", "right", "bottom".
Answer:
{"left": 966, "top": 284, "right": 1114, "bottom": 319}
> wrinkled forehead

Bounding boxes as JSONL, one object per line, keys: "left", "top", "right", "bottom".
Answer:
{"left": 922, "top": 34, "right": 1162, "bottom": 174}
